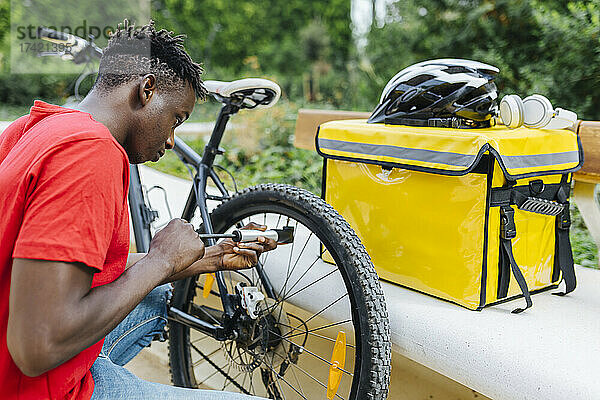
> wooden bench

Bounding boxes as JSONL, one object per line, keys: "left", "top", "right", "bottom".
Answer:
{"left": 294, "top": 109, "right": 600, "bottom": 400}
{"left": 572, "top": 121, "right": 600, "bottom": 258}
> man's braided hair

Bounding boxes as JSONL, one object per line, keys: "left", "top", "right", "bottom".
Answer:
{"left": 95, "top": 19, "right": 207, "bottom": 99}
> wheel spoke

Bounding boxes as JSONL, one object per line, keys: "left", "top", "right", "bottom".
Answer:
{"left": 276, "top": 354, "right": 347, "bottom": 400}
{"left": 241, "top": 370, "right": 248, "bottom": 392}
{"left": 302, "top": 292, "right": 348, "bottom": 327}
{"left": 259, "top": 213, "right": 283, "bottom": 269}
{"left": 267, "top": 330, "right": 279, "bottom": 395}
{"left": 223, "top": 371, "right": 243, "bottom": 390}
{"left": 279, "top": 220, "right": 299, "bottom": 301}
{"left": 261, "top": 361, "right": 306, "bottom": 400}
{"left": 273, "top": 319, "right": 356, "bottom": 349}
{"left": 221, "top": 363, "right": 234, "bottom": 390}
{"left": 262, "top": 249, "right": 326, "bottom": 314}
{"left": 278, "top": 268, "right": 338, "bottom": 305}
{"left": 189, "top": 343, "right": 250, "bottom": 394}
{"left": 268, "top": 328, "right": 353, "bottom": 377}
{"left": 288, "top": 358, "right": 307, "bottom": 399}
{"left": 281, "top": 226, "right": 313, "bottom": 298}
{"left": 276, "top": 248, "right": 327, "bottom": 303}
{"left": 273, "top": 332, "right": 309, "bottom": 399}
{"left": 192, "top": 346, "right": 221, "bottom": 367}
{"left": 283, "top": 319, "right": 353, "bottom": 340}
{"left": 249, "top": 370, "right": 256, "bottom": 394}
{"left": 274, "top": 372, "right": 287, "bottom": 400}
{"left": 203, "top": 361, "right": 233, "bottom": 383}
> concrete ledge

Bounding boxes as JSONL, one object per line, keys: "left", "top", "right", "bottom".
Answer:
{"left": 384, "top": 266, "right": 600, "bottom": 400}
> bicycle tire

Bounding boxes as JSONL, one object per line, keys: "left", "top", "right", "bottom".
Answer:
{"left": 168, "top": 184, "right": 390, "bottom": 399}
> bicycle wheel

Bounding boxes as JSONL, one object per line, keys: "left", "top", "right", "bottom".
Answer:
{"left": 168, "top": 184, "right": 390, "bottom": 399}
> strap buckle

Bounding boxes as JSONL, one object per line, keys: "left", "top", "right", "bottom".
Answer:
{"left": 558, "top": 202, "right": 571, "bottom": 230}
{"left": 500, "top": 206, "right": 517, "bottom": 240}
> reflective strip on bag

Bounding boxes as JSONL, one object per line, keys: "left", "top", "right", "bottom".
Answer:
{"left": 500, "top": 151, "right": 580, "bottom": 170}
{"left": 317, "top": 138, "right": 477, "bottom": 168}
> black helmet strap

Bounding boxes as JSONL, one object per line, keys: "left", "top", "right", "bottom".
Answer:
{"left": 384, "top": 116, "right": 492, "bottom": 129}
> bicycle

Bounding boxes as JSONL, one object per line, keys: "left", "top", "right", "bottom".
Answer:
{"left": 38, "top": 27, "right": 391, "bottom": 400}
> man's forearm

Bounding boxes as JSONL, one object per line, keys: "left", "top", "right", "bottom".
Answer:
{"left": 50, "top": 247, "right": 225, "bottom": 371}
{"left": 73, "top": 253, "right": 168, "bottom": 345}
{"left": 12, "top": 244, "right": 226, "bottom": 376}
{"left": 160, "top": 244, "right": 223, "bottom": 283}
{"left": 8, "top": 254, "right": 169, "bottom": 376}
{"left": 126, "top": 252, "right": 146, "bottom": 269}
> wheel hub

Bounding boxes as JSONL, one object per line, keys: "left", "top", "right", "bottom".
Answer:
{"left": 223, "top": 298, "right": 291, "bottom": 372}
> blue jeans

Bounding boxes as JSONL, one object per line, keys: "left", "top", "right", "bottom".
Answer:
{"left": 90, "top": 284, "right": 264, "bottom": 400}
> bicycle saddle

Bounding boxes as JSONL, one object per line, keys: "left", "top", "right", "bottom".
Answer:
{"left": 203, "top": 78, "right": 281, "bottom": 109}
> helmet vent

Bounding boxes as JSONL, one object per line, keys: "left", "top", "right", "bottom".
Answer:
{"left": 460, "top": 82, "right": 496, "bottom": 104}
{"left": 430, "top": 82, "right": 463, "bottom": 97}
{"left": 405, "top": 74, "right": 434, "bottom": 86}
{"left": 443, "top": 66, "right": 470, "bottom": 74}
{"left": 387, "top": 94, "right": 431, "bottom": 114}
{"left": 475, "top": 99, "right": 493, "bottom": 113}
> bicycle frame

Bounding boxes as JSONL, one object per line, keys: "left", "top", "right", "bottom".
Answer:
{"left": 128, "top": 98, "right": 276, "bottom": 341}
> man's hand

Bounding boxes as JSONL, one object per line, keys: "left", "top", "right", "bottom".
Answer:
{"left": 147, "top": 218, "right": 205, "bottom": 280}
{"left": 161, "top": 222, "right": 278, "bottom": 282}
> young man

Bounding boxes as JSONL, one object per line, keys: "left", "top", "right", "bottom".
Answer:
{"left": 0, "top": 21, "right": 273, "bottom": 399}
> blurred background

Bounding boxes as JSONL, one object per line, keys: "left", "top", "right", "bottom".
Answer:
{"left": 0, "top": 0, "right": 598, "bottom": 265}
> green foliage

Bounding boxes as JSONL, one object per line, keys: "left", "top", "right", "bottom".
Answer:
{"left": 300, "top": 20, "right": 331, "bottom": 64}
{"left": 152, "top": 0, "right": 351, "bottom": 76}
{"left": 0, "top": 73, "right": 74, "bottom": 106}
{"left": 364, "top": 0, "right": 600, "bottom": 119}
{"left": 0, "top": 103, "right": 30, "bottom": 120}
{"left": 0, "top": 0, "right": 149, "bottom": 105}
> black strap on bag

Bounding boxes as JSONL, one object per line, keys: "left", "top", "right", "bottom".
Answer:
{"left": 553, "top": 174, "right": 577, "bottom": 296}
{"left": 499, "top": 205, "right": 533, "bottom": 313}
{"left": 495, "top": 174, "right": 576, "bottom": 308}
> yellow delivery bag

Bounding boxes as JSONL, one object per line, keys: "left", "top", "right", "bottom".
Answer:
{"left": 316, "top": 120, "right": 583, "bottom": 311}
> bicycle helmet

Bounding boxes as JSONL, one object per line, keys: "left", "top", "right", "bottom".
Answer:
{"left": 368, "top": 58, "right": 499, "bottom": 128}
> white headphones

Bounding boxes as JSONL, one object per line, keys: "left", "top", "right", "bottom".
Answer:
{"left": 499, "top": 94, "right": 577, "bottom": 130}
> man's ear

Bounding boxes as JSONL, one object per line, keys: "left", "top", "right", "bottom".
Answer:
{"left": 138, "top": 74, "right": 156, "bottom": 106}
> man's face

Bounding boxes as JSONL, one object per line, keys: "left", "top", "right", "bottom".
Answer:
{"left": 126, "top": 81, "right": 196, "bottom": 164}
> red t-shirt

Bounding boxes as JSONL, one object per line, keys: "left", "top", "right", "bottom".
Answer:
{"left": 0, "top": 101, "right": 130, "bottom": 399}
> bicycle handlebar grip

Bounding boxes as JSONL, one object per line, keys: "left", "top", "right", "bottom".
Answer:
{"left": 37, "top": 27, "right": 92, "bottom": 60}
{"left": 37, "top": 27, "right": 72, "bottom": 44}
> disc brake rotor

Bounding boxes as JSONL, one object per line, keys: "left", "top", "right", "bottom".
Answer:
{"left": 223, "top": 298, "right": 291, "bottom": 372}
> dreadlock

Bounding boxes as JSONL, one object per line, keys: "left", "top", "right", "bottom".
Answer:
{"left": 95, "top": 19, "right": 207, "bottom": 99}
